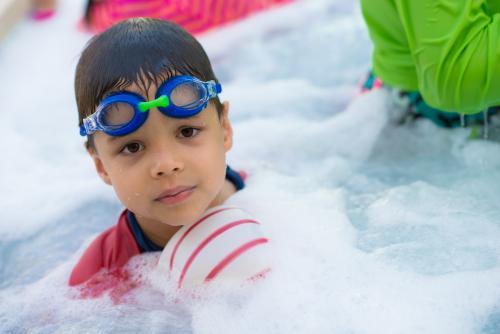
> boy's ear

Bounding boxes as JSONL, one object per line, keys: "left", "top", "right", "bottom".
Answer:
{"left": 220, "top": 101, "right": 233, "bottom": 152}
{"left": 86, "top": 144, "right": 112, "bottom": 186}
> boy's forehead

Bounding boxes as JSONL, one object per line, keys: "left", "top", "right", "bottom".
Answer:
{"left": 104, "top": 71, "right": 184, "bottom": 97}
{"left": 106, "top": 80, "right": 154, "bottom": 97}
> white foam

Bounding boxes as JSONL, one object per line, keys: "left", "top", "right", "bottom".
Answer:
{"left": 1, "top": 0, "right": 500, "bottom": 333}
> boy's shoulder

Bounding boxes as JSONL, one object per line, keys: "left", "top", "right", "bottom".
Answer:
{"left": 68, "top": 210, "right": 141, "bottom": 286}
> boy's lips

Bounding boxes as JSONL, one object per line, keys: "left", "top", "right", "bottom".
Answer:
{"left": 155, "top": 186, "right": 196, "bottom": 205}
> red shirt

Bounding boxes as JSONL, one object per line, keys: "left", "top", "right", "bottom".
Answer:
{"left": 69, "top": 210, "right": 140, "bottom": 287}
{"left": 68, "top": 211, "right": 143, "bottom": 301}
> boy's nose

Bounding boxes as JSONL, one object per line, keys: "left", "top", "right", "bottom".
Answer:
{"left": 150, "top": 149, "right": 185, "bottom": 178}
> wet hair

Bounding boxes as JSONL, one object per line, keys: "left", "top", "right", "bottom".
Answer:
{"left": 75, "top": 17, "right": 223, "bottom": 146}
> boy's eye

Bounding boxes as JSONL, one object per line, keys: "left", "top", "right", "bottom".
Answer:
{"left": 179, "top": 127, "right": 200, "bottom": 138}
{"left": 121, "top": 142, "right": 144, "bottom": 154}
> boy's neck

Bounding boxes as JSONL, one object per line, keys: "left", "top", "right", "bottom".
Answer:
{"left": 210, "top": 178, "right": 237, "bottom": 208}
{"left": 133, "top": 216, "right": 182, "bottom": 248}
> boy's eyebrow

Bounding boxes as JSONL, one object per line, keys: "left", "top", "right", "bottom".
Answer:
{"left": 167, "top": 112, "right": 203, "bottom": 121}
{"left": 185, "top": 113, "right": 202, "bottom": 120}
{"left": 105, "top": 135, "right": 122, "bottom": 143}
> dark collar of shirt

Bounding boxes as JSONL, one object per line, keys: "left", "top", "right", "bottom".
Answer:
{"left": 127, "top": 165, "right": 245, "bottom": 253}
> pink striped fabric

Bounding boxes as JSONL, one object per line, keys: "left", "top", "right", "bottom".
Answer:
{"left": 86, "top": 0, "right": 294, "bottom": 34}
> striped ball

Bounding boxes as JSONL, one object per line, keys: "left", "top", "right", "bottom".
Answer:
{"left": 158, "top": 206, "right": 270, "bottom": 289}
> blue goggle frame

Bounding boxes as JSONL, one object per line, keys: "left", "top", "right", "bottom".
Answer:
{"left": 80, "top": 75, "right": 222, "bottom": 137}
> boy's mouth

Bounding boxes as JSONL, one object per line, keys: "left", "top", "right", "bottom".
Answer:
{"left": 155, "top": 186, "right": 196, "bottom": 205}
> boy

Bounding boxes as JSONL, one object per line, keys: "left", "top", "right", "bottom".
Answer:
{"left": 69, "top": 18, "right": 245, "bottom": 294}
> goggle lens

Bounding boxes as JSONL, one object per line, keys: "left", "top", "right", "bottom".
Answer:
{"left": 169, "top": 82, "right": 206, "bottom": 110}
{"left": 99, "top": 102, "right": 136, "bottom": 128}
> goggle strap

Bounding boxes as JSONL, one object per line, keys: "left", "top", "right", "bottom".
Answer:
{"left": 81, "top": 116, "right": 98, "bottom": 136}
{"left": 79, "top": 125, "right": 87, "bottom": 136}
{"left": 206, "top": 80, "right": 222, "bottom": 98}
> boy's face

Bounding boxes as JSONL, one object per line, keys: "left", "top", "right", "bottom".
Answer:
{"left": 89, "top": 81, "right": 233, "bottom": 228}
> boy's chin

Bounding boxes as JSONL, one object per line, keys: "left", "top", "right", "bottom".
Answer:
{"left": 155, "top": 207, "right": 209, "bottom": 227}
{"left": 139, "top": 195, "right": 223, "bottom": 227}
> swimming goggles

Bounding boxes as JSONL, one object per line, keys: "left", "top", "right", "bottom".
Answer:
{"left": 80, "top": 75, "right": 222, "bottom": 136}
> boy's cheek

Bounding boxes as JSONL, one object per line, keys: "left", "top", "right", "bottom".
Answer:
{"left": 100, "top": 174, "right": 113, "bottom": 185}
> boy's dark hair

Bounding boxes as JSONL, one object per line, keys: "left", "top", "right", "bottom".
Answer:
{"left": 75, "top": 17, "right": 223, "bottom": 133}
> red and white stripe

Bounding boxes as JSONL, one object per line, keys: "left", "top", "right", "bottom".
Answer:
{"left": 158, "top": 206, "right": 270, "bottom": 288}
{"left": 87, "top": 0, "right": 294, "bottom": 35}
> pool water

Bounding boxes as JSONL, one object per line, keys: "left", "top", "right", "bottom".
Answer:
{"left": 1, "top": 0, "right": 499, "bottom": 333}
